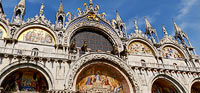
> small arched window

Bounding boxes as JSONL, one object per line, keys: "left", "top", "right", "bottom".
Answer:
{"left": 141, "top": 59, "right": 146, "bottom": 67}
{"left": 31, "top": 48, "right": 39, "bottom": 56}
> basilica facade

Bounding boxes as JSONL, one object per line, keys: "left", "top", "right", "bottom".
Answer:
{"left": 0, "top": 0, "right": 199, "bottom": 93}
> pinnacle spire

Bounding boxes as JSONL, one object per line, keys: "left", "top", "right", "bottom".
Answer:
{"left": 116, "top": 10, "right": 122, "bottom": 22}
{"left": 144, "top": 16, "right": 152, "bottom": 29}
{"left": 0, "top": 0, "right": 4, "bottom": 14}
{"left": 18, "top": 0, "right": 25, "bottom": 7}
{"left": 58, "top": 1, "right": 64, "bottom": 13}
{"left": 173, "top": 19, "right": 182, "bottom": 32}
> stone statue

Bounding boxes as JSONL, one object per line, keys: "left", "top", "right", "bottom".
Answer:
{"left": 162, "top": 24, "right": 168, "bottom": 36}
{"left": 66, "top": 12, "right": 72, "bottom": 21}
{"left": 134, "top": 18, "right": 138, "bottom": 31}
{"left": 40, "top": 3, "right": 45, "bottom": 16}
{"left": 10, "top": 27, "right": 16, "bottom": 38}
{"left": 58, "top": 32, "right": 63, "bottom": 44}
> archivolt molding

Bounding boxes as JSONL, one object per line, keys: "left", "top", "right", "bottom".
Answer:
{"left": 148, "top": 74, "right": 188, "bottom": 93}
{"left": 0, "top": 61, "right": 54, "bottom": 90}
{"left": 65, "top": 53, "right": 140, "bottom": 93}
{"left": 64, "top": 15, "right": 122, "bottom": 49}
{"left": 0, "top": 19, "right": 8, "bottom": 32}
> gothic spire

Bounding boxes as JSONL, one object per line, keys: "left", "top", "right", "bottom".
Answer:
{"left": 18, "top": 0, "right": 25, "bottom": 7}
{"left": 162, "top": 24, "right": 168, "bottom": 36}
{"left": 173, "top": 19, "right": 182, "bottom": 33}
{"left": 144, "top": 16, "right": 152, "bottom": 29}
{"left": 58, "top": 1, "right": 64, "bottom": 13}
{"left": 116, "top": 10, "right": 122, "bottom": 23}
{"left": 0, "top": 0, "right": 4, "bottom": 14}
{"left": 144, "top": 17, "right": 159, "bottom": 43}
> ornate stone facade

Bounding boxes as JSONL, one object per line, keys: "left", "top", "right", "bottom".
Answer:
{"left": 0, "top": 0, "right": 199, "bottom": 93}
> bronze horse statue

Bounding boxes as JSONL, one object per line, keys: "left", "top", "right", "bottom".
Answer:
{"left": 120, "top": 44, "right": 128, "bottom": 59}
{"left": 81, "top": 41, "right": 88, "bottom": 53}
{"left": 111, "top": 44, "right": 119, "bottom": 55}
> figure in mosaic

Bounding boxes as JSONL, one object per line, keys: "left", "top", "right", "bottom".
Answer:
{"left": 128, "top": 42, "right": 153, "bottom": 56}
{"left": 22, "top": 29, "right": 53, "bottom": 44}
{"left": 163, "top": 47, "right": 184, "bottom": 60}
{"left": 76, "top": 64, "right": 130, "bottom": 93}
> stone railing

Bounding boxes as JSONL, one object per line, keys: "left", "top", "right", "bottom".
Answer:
{"left": 131, "top": 62, "right": 200, "bottom": 72}
{"left": 0, "top": 47, "right": 78, "bottom": 61}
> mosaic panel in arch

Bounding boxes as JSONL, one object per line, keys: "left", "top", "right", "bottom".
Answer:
{"left": 128, "top": 41, "right": 154, "bottom": 56}
{"left": 1, "top": 68, "right": 48, "bottom": 92}
{"left": 163, "top": 46, "right": 184, "bottom": 60}
{"left": 0, "top": 25, "right": 7, "bottom": 39}
{"left": 76, "top": 64, "right": 130, "bottom": 93}
{"left": 18, "top": 28, "right": 55, "bottom": 44}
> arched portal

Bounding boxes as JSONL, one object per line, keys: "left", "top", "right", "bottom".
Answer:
{"left": 152, "top": 78, "right": 179, "bottom": 93}
{"left": 191, "top": 81, "right": 200, "bottom": 93}
{"left": 1, "top": 68, "right": 49, "bottom": 92}
{"left": 75, "top": 62, "right": 131, "bottom": 93}
{"left": 65, "top": 53, "right": 140, "bottom": 93}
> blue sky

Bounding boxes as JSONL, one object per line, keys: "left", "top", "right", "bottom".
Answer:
{"left": 2, "top": 0, "right": 200, "bottom": 55}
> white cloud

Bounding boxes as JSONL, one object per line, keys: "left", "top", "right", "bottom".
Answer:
{"left": 176, "top": 0, "right": 197, "bottom": 19}
{"left": 175, "top": 0, "right": 200, "bottom": 55}
{"left": 126, "top": 12, "right": 159, "bottom": 33}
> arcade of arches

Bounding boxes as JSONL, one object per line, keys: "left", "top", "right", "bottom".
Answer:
{"left": 1, "top": 68, "right": 48, "bottom": 92}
